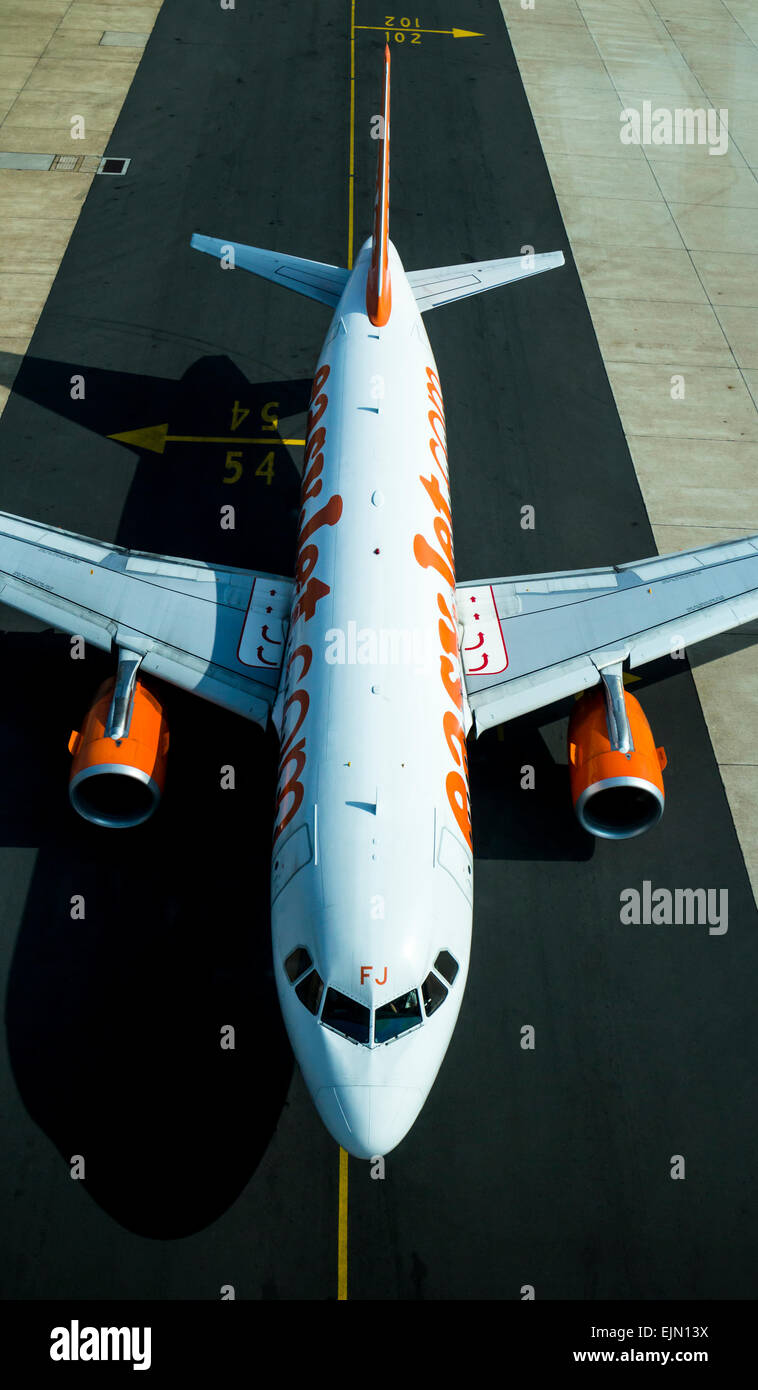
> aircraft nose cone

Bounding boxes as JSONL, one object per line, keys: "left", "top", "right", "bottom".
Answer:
{"left": 316, "top": 1085, "right": 424, "bottom": 1159}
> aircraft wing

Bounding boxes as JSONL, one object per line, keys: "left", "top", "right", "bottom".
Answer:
{"left": 0, "top": 511, "right": 292, "bottom": 729}
{"left": 457, "top": 534, "right": 758, "bottom": 735}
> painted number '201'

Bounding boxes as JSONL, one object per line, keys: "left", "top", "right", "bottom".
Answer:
{"left": 385, "top": 16, "right": 422, "bottom": 41}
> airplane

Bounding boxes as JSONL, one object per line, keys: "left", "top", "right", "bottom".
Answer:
{"left": 1, "top": 44, "right": 758, "bottom": 1160}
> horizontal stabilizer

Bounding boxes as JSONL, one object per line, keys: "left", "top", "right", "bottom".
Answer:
{"left": 190, "top": 234, "right": 350, "bottom": 307}
{"left": 407, "top": 251, "right": 564, "bottom": 311}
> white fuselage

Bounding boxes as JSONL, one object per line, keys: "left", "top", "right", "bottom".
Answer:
{"left": 271, "top": 238, "right": 474, "bottom": 1158}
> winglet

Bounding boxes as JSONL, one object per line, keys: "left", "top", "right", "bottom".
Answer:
{"left": 366, "top": 44, "right": 392, "bottom": 327}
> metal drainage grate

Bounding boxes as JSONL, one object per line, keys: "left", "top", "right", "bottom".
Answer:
{"left": 97, "top": 156, "right": 131, "bottom": 176}
{"left": 51, "top": 154, "right": 83, "bottom": 171}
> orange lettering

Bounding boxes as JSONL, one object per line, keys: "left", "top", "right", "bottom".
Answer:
{"left": 287, "top": 643, "right": 312, "bottom": 684}
{"left": 414, "top": 533, "right": 455, "bottom": 589}
{"left": 443, "top": 709, "right": 467, "bottom": 769}
{"left": 434, "top": 515, "right": 456, "bottom": 579}
{"left": 446, "top": 770, "right": 472, "bottom": 851}
{"left": 430, "top": 437, "right": 449, "bottom": 482}
{"left": 419, "top": 471, "right": 451, "bottom": 524}
{"left": 279, "top": 688, "right": 309, "bottom": 759}
{"left": 428, "top": 409, "right": 447, "bottom": 455}
{"left": 293, "top": 576, "right": 331, "bottom": 623}
{"left": 274, "top": 737, "right": 307, "bottom": 842}
{"left": 440, "top": 654, "right": 462, "bottom": 709}
{"left": 295, "top": 543, "right": 319, "bottom": 589}
{"left": 438, "top": 614, "right": 457, "bottom": 659}
{"left": 426, "top": 366, "right": 444, "bottom": 416}
{"left": 299, "top": 494, "right": 343, "bottom": 548}
{"left": 303, "top": 428, "right": 326, "bottom": 469}
{"left": 310, "top": 363, "right": 330, "bottom": 399}
{"left": 437, "top": 590, "right": 457, "bottom": 628}
{"left": 307, "top": 392, "right": 328, "bottom": 433}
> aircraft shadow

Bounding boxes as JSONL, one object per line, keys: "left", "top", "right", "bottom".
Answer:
{"left": 469, "top": 703, "right": 594, "bottom": 863}
{"left": 1, "top": 355, "right": 306, "bottom": 1236}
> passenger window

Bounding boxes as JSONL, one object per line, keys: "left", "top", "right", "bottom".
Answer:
{"left": 295, "top": 970, "right": 324, "bottom": 1015}
{"left": 434, "top": 950, "right": 459, "bottom": 985}
{"left": 374, "top": 989, "right": 422, "bottom": 1043}
{"left": 422, "top": 971, "right": 447, "bottom": 1016}
{"left": 284, "top": 947, "right": 312, "bottom": 982}
{"left": 321, "top": 987, "right": 370, "bottom": 1045}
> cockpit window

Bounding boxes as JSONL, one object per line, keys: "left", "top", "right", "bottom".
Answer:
{"left": 321, "top": 987, "right": 370, "bottom": 1044}
{"left": 295, "top": 970, "right": 324, "bottom": 1015}
{"left": 374, "top": 988, "right": 422, "bottom": 1044}
{"left": 284, "top": 947, "right": 312, "bottom": 982}
{"left": 422, "top": 971, "right": 447, "bottom": 1016}
{"left": 434, "top": 950, "right": 459, "bottom": 985}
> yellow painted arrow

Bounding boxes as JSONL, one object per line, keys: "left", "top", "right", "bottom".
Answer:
{"left": 109, "top": 423, "right": 305, "bottom": 455}
{"left": 355, "top": 25, "right": 484, "bottom": 37}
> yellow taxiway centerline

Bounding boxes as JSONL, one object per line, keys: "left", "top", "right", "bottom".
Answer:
{"left": 338, "top": 1145, "right": 349, "bottom": 1300}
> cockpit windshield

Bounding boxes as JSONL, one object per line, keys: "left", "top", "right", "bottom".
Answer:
{"left": 321, "top": 987, "right": 371, "bottom": 1044}
{"left": 296, "top": 970, "right": 324, "bottom": 1015}
{"left": 374, "top": 988, "right": 422, "bottom": 1043}
{"left": 421, "top": 971, "right": 447, "bottom": 1016}
{"left": 285, "top": 947, "right": 312, "bottom": 982}
{"left": 285, "top": 949, "right": 459, "bottom": 1045}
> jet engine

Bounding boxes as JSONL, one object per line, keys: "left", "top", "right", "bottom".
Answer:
{"left": 68, "top": 671, "right": 169, "bottom": 828}
{"left": 568, "top": 675, "right": 667, "bottom": 840}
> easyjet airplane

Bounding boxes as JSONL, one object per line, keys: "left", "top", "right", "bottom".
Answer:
{"left": 2, "top": 47, "right": 757, "bottom": 1158}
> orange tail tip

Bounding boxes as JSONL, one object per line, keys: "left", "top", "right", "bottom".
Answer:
{"left": 366, "top": 44, "right": 391, "bottom": 327}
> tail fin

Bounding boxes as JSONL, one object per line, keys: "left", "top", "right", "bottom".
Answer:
{"left": 366, "top": 44, "right": 392, "bottom": 327}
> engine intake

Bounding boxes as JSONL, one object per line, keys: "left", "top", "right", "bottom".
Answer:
{"left": 568, "top": 686, "right": 666, "bottom": 840}
{"left": 68, "top": 676, "right": 169, "bottom": 828}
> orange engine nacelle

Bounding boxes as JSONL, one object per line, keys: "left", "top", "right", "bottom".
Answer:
{"left": 68, "top": 676, "right": 170, "bottom": 828}
{"left": 568, "top": 687, "right": 667, "bottom": 840}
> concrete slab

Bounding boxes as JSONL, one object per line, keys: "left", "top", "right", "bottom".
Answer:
{"left": 100, "top": 31, "right": 149, "bottom": 47}
{"left": 0, "top": 152, "right": 54, "bottom": 170}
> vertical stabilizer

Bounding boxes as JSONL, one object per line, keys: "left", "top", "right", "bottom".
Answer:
{"left": 366, "top": 44, "right": 392, "bottom": 327}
